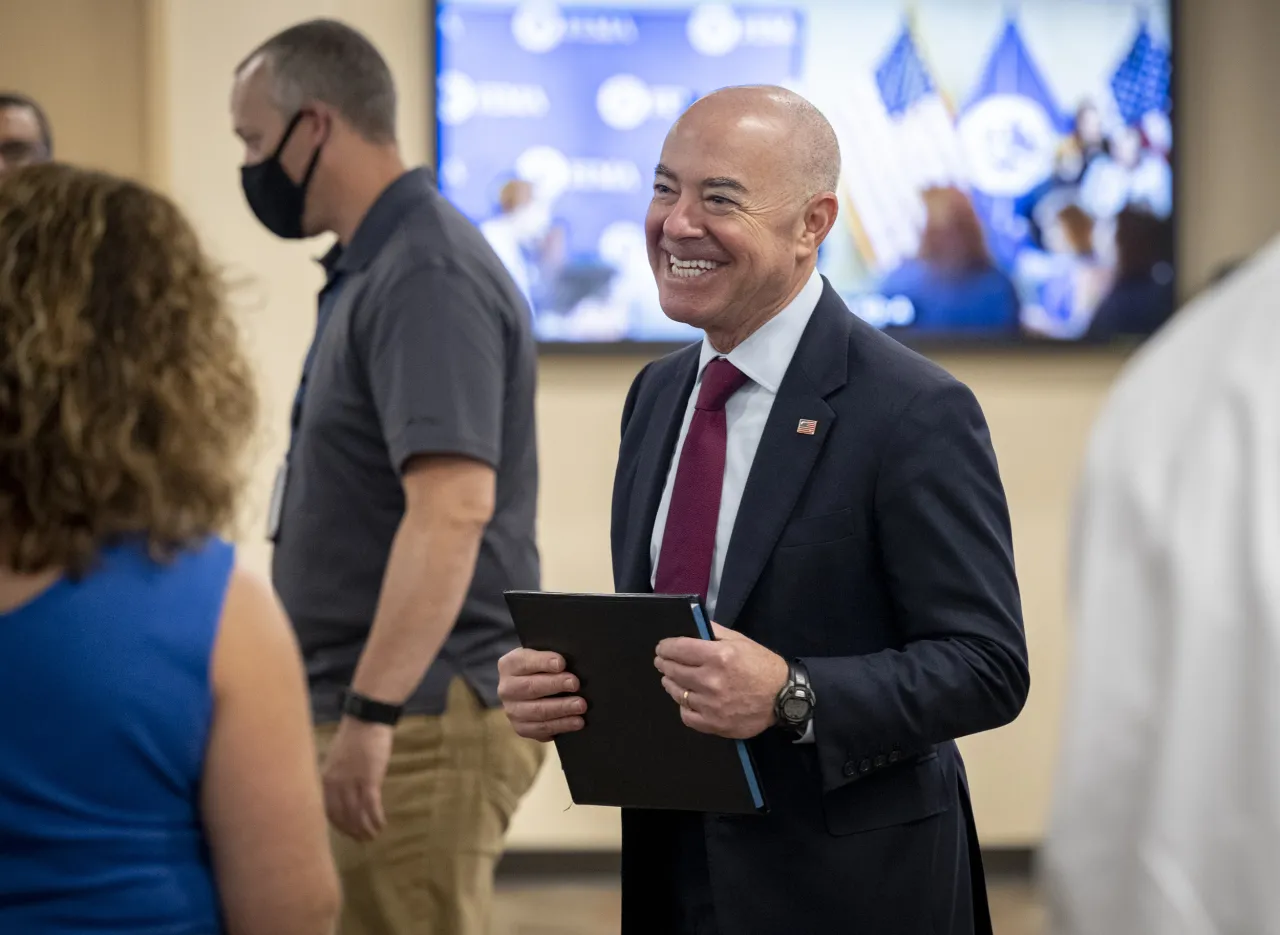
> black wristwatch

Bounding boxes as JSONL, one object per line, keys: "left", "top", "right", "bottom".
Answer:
{"left": 339, "top": 688, "right": 405, "bottom": 727}
{"left": 774, "top": 660, "right": 816, "bottom": 737}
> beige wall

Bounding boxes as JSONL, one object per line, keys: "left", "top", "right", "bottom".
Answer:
{"left": 1176, "top": 0, "right": 1280, "bottom": 289}
{"left": 8, "top": 0, "right": 1277, "bottom": 851}
{"left": 0, "top": 0, "right": 152, "bottom": 179}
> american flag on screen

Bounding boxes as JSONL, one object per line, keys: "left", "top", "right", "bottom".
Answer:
{"left": 1110, "top": 20, "right": 1172, "bottom": 125}
{"left": 817, "top": 20, "right": 968, "bottom": 274}
{"left": 874, "top": 23, "right": 969, "bottom": 211}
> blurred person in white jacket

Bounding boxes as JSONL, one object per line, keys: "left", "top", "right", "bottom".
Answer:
{"left": 1042, "top": 236, "right": 1280, "bottom": 934}
{"left": 479, "top": 178, "right": 551, "bottom": 309}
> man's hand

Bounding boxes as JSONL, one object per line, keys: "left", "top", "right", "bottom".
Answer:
{"left": 321, "top": 718, "right": 394, "bottom": 842}
{"left": 498, "top": 648, "right": 587, "bottom": 741}
{"left": 655, "top": 623, "right": 789, "bottom": 739}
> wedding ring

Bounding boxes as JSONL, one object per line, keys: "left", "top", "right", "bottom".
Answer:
{"left": 682, "top": 689, "right": 690, "bottom": 707}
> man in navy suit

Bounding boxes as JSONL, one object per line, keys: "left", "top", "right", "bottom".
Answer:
{"left": 497, "top": 85, "right": 1029, "bottom": 935}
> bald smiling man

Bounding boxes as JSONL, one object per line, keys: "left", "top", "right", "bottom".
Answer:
{"left": 498, "top": 86, "right": 1030, "bottom": 935}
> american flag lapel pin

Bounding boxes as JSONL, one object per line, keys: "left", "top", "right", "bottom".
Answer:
{"left": 796, "top": 419, "right": 818, "bottom": 435}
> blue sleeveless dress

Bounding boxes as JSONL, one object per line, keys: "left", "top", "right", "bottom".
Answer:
{"left": 0, "top": 537, "right": 233, "bottom": 934}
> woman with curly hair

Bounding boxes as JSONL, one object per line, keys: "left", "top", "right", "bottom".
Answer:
{"left": 0, "top": 164, "right": 340, "bottom": 935}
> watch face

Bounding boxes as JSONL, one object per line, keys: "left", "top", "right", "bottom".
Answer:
{"left": 782, "top": 696, "right": 811, "bottom": 721}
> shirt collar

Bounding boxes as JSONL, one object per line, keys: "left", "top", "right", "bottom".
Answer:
{"left": 317, "top": 166, "right": 435, "bottom": 278}
{"left": 697, "top": 269, "right": 824, "bottom": 394}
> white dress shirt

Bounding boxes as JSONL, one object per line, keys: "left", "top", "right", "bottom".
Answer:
{"left": 1041, "top": 237, "right": 1280, "bottom": 934}
{"left": 649, "top": 269, "right": 824, "bottom": 740}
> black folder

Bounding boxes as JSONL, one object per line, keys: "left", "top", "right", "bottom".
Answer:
{"left": 504, "top": 591, "right": 766, "bottom": 814}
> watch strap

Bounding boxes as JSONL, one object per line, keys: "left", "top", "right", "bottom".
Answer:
{"left": 791, "top": 659, "right": 811, "bottom": 693}
{"left": 339, "top": 688, "right": 405, "bottom": 726}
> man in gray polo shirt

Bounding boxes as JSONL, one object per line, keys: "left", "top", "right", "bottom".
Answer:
{"left": 231, "top": 19, "right": 543, "bottom": 935}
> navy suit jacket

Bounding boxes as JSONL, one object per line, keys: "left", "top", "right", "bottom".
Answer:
{"left": 610, "top": 280, "right": 1030, "bottom": 934}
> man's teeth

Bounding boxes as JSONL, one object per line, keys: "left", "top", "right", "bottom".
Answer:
{"left": 669, "top": 257, "right": 720, "bottom": 278}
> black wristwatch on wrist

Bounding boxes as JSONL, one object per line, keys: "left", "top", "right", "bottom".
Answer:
{"left": 339, "top": 688, "right": 405, "bottom": 727}
{"left": 774, "top": 660, "right": 816, "bottom": 737}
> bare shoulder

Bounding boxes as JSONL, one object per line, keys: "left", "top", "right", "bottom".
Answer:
{"left": 213, "top": 564, "right": 301, "bottom": 689}
{"left": 222, "top": 562, "right": 277, "bottom": 611}
{"left": 221, "top": 564, "right": 288, "bottom": 629}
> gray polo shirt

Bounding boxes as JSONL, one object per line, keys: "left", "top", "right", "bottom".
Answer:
{"left": 271, "top": 167, "right": 539, "bottom": 723}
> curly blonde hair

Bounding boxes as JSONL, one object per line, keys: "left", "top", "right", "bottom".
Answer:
{"left": 0, "top": 164, "right": 258, "bottom": 575}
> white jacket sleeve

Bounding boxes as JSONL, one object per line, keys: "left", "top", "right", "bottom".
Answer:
{"left": 1041, "top": 446, "right": 1172, "bottom": 935}
{"left": 1045, "top": 367, "right": 1280, "bottom": 934}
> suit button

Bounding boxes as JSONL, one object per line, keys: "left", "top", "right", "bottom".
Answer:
{"left": 888, "top": 750, "right": 901, "bottom": 764}
{"left": 858, "top": 758, "right": 872, "bottom": 774}
{"left": 843, "top": 760, "right": 857, "bottom": 778}
{"left": 874, "top": 755, "right": 887, "bottom": 768}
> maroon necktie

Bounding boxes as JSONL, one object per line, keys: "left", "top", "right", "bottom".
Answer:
{"left": 653, "top": 358, "right": 751, "bottom": 603}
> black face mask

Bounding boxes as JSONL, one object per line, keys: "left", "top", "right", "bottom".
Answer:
{"left": 240, "top": 110, "right": 323, "bottom": 239}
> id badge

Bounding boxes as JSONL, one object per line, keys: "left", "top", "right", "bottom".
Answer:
{"left": 266, "top": 461, "right": 288, "bottom": 542}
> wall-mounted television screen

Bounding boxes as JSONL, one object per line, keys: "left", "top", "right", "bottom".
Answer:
{"left": 435, "top": 0, "right": 1174, "bottom": 346}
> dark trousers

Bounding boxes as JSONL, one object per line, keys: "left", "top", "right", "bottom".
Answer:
{"left": 622, "top": 810, "right": 719, "bottom": 935}
{"left": 672, "top": 811, "right": 719, "bottom": 935}
{"left": 623, "top": 788, "right": 991, "bottom": 935}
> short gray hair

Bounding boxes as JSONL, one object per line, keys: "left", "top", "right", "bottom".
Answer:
{"left": 238, "top": 19, "right": 397, "bottom": 144}
{"left": 745, "top": 86, "right": 841, "bottom": 199}
{"left": 788, "top": 97, "right": 842, "bottom": 199}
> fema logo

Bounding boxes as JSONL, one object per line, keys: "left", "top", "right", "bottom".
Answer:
{"left": 511, "top": 1, "right": 567, "bottom": 54}
{"left": 515, "top": 147, "right": 642, "bottom": 196}
{"left": 958, "top": 95, "right": 1057, "bottom": 198}
{"left": 597, "top": 75, "right": 653, "bottom": 131}
{"left": 438, "top": 70, "right": 479, "bottom": 126}
{"left": 515, "top": 145, "right": 573, "bottom": 199}
{"left": 687, "top": 4, "right": 744, "bottom": 57}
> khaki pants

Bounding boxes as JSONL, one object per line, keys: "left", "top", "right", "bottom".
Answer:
{"left": 315, "top": 678, "right": 545, "bottom": 935}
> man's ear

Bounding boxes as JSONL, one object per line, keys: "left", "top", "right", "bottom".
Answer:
{"left": 800, "top": 191, "right": 839, "bottom": 256}
{"left": 304, "top": 103, "right": 336, "bottom": 147}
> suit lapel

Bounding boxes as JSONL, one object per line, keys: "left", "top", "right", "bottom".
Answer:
{"left": 713, "top": 285, "right": 853, "bottom": 627}
{"left": 617, "top": 349, "right": 700, "bottom": 593}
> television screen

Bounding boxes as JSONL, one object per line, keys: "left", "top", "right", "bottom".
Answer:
{"left": 435, "top": 0, "right": 1174, "bottom": 345}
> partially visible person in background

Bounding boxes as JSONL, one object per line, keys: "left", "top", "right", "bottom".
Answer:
{"left": 1054, "top": 101, "right": 1107, "bottom": 187}
{"left": 1042, "top": 238, "right": 1280, "bottom": 934}
{"left": 0, "top": 92, "right": 53, "bottom": 174}
{"left": 1079, "top": 123, "right": 1172, "bottom": 221}
{"left": 231, "top": 19, "right": 543, "bottom": 935}
{"left": 1085, "top": 205, "right": 1175, "bottom": 342}
{"left": 0, "top": 164, "right": 339, "bottom": 935}
{"left": 1023, "top": 101, "right": 1109, "bottom": 251}
{"left": 479, "top": 177, "right": 551, "bottom": 310}
{"left": 879, "top": 185, "right": 1021, "bottom": 334}
{"left": 1022, "top": 205, "right": 1112, "bottom": 340}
